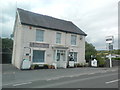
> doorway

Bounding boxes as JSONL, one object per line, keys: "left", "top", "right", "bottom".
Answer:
{"left": 56, "top": 50, "right": 66, "bottom": 68}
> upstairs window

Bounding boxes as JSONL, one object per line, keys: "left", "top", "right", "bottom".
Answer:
{"left": 71, "top": 35, "right": 77, "bottom": 45}
{"left": 36, "top": 30, "right": 44, "bottom": 42}
{"left": 56, "top": 32, "right": 61, "bottom": 44}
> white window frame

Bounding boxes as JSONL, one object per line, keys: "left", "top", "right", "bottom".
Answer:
{"left": 31, "top": 48, "right": 46, "bottom": 64}
{"left": 56, "top": 32, "right": 61, "bottom": 44}
{"left": 36, "top": 29, "right": 44, "bottom": 42}
{"left": 71, "top": 35, "right": 77, "bottom": 45}
{"left": 69, "top": 52, "right": 77, "bottom": 62}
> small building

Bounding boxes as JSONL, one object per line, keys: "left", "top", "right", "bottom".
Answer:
{"left": 12, "top": 8, "right": 87, "bottom": 69}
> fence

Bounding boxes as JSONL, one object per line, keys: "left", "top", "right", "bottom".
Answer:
{"left": 105, "top": 59, "right": 120, "bottom": 67}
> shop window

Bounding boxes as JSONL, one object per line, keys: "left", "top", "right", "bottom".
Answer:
{"left": 33, "top": 50, "right": 45, "bottom": 63}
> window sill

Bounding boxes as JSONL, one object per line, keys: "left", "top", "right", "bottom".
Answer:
{"left": 31, "top": 41, "right": 48, "bottom": 44}
{"left": 55, "top": 43, "right": 64, "bottom": 46}
{"left": 71, "top": 45, "right": 77, "bottom": 47}
{"left": 32, "top": 62, "right": 46, "bottom": 64}
{"left": 34, "top": 41, "right": 46, "bottom": 43}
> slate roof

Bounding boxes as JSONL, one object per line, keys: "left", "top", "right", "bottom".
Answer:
{"left": 17, "top": 8, "right": 87, "bottom": 36}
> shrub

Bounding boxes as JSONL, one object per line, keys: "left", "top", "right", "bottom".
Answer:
{"left": 30, "top": 65, "right": 35, "bottom": 70}
{"left": 80, "top": 63, "right": 85, "bottom": 67}
{"left": 30, "top": 64, "right": 39, "bottom": 69}
{"left": 43, "top": 64, "right": 49, "bottom": 69}
{"left": 48, "top": 65, "right": 51, "bottom": 69}
{"left": 112, "top": 57, "right": 120, "bottom": 60}
{"left": 74, "top": 63, "right": 80, "bottom": 67}
{"left": 84, "top": 63, "right": 89, "bottom": 67}
{"left": 96, "top": 55, "right": 105, "bottom": 67}
{"left": 48, "top": 65, "right": 55, "bottom": 69}
{"left": 51, "top": 65, "right": 55, "bottom": 69}
{"left": 74, "top": 63, "right": 78, "bottom": 67}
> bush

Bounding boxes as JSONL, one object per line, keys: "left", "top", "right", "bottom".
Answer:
{"left": 96, "top": 55, "right": 105, "bottom": 67}
{"left": 75, "top": 63, "right": 88, "bottom": 67}
{"left": 48, "top": 65, "right": 55, "bottom": 69}
{"left": 30, "top": 64, "right": 39, "bottom": 69}
{"left": 80, "top": 63, "right": 84, "bottom": 67}
{"left": 51, "top": 65, "right": 55, "bottom": 69}
{"left": 74, "top": 63, "right": 80, "bottom": 67}
{"left": 43, "top": 64, "right": 49, "bottom": 69}
{"left": 84, "top": 63, "right": 89, "bottom": 67}
{"left": 112, "top": 57, "right": 120, "bottom": 60}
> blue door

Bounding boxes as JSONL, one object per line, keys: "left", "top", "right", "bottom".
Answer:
{"left": 33, "top": 50, "right": 45, "bottom": 63}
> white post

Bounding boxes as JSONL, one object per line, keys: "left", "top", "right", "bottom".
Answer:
{"left": 105, "top": 36, "right": 114, "bottom": 68}
{"left": 109, "top": 54, "right": 112, "bottom": 68}
{"left": 55, "top": 50, "right": 57, "bottom": 68}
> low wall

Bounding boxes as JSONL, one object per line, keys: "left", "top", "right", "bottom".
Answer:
{"left": 105, "top": 59, "right": 120, "bottom": 67}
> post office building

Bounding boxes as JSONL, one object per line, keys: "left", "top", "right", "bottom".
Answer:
{"left": 12, "top": 8, "right": 87, "bottom": 69}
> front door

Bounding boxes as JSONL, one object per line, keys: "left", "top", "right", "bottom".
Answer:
{"left": 56, "top": 50, "right": 66, "bottom": 68}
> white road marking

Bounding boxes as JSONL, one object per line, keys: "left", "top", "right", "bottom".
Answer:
{"left": 3, "top": 72, "right": 15, "bottom": 74}
{"left": 46, "top": 79, "right": 52, "bottom": 81}
{"left": 87, "top": 73, "right": 95, "bottom": 75}
{"left": 40, "top": 73, "right": 118, "bottom": 88}
{"left": 105, "top": 79, "right": 120, "bottom": 84}
{"left": 100, "top": 71, "right": 107, "bottom": 73}
{"left": 69, "top": 73, "right": 87, "bottom": 77}
{"left": 46, "top": 76, "right": 65, "bottom": 81}
{"left": 3, "top": 70, "right": 118, "bottom": 87}
{"left": 46, "top": 73, "right": 88, "bottom": 81}
{"left": 13, "top": 82, "right": 32, "bottom": 86}
{"left": 111, "top": 70, "right": 117, "bottom": 72}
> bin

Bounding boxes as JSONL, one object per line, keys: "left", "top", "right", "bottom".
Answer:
{"left": 69, "top": 61, "right": 74, "bottom": 67}
{"left": 21, "top": 59, "right": 31, "bottom": 69}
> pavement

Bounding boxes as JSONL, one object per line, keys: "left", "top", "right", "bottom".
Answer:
{"left": 1, "top": 64, "right": 119, "bottom": 88}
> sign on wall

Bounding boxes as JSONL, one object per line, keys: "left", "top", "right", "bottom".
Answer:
{"left": 30, "top": 42, "right": 49, "bottom": 48}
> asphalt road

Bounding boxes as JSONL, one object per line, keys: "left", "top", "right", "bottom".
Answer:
{"left": 1, "top": 64, "right": 119, "bottom": 89}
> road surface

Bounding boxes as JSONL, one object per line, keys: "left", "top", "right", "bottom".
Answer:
{"left": 1, "top": 64, "right": 119, "bottom": 89}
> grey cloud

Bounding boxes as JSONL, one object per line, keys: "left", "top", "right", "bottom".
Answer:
{"left": 1, "top": 0, "right": 118, "bottom": 50}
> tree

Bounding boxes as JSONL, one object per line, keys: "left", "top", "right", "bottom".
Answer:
{"left": 10, "top": 34, "right": 14, "bottom": 39}
{"left": 2, "top": 38, "right": 13, "bottom": 52}
{"left": 85, "top": 42, "right": 97, "bottom": 62}
{"left": 96, "top": 55, "right": 106, "bottom": 67}
{"left": 2, "top": 38, "right": 13, "bottom": 64}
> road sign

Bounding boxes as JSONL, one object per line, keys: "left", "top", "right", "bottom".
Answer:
{"left": 109, "top": 44, "right": 113, "bottom": 50}
{"left": 105, "top": 36, "right": 114, "bottom": 68}
{"left": 105, "top": 36, "right": 114, "bottom": 44}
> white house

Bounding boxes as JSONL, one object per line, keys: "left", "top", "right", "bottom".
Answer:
{"left": 12, "top": 8, "right": 87, "bottom": 69}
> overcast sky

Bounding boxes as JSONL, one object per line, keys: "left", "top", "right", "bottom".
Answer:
{"left": 0, "top": 0, "right": 119, "bottom": 50}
